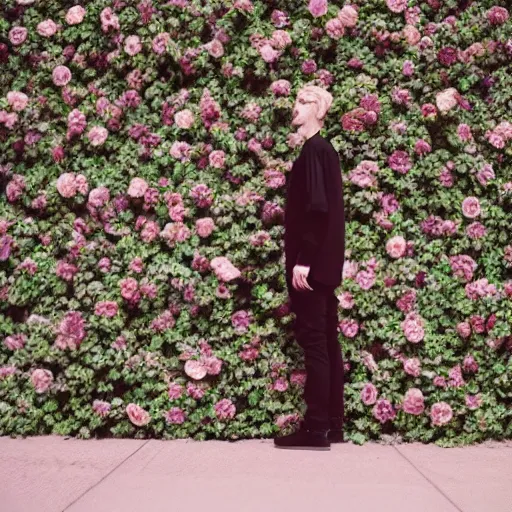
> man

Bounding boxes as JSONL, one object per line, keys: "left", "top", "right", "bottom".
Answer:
{"left": 274, "top": 85, "right": 346, "bottom": 451}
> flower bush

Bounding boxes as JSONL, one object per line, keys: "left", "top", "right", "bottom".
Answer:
{"left": 1, "top": 0, "right": 511, "bottom": 446}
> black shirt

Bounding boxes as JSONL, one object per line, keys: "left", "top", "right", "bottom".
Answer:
{"left": 284, "top": 132, "right": 345, "bottom": 287}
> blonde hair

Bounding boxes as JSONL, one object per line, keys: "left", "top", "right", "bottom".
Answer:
{"left": 298, "top": 85, "right": 333, "bottom": 122}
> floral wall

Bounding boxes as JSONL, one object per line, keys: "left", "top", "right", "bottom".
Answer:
{"left": 0, "top": 0, "right": 511, "bottom": 446}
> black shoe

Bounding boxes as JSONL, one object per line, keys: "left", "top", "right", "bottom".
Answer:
{"left": 327, "top": 429, "right": 345, "bottom": 443}
{"left": 274, "top": 421, "right": 331, "bottom": 451}
{"left": 328, "top": 416, "right": 345, "bottom": 443}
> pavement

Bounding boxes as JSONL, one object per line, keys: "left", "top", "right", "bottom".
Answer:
{"left": 1, "top": 435, "right": 511, "bottom": 512}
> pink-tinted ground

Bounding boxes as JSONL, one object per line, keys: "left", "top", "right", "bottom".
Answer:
{"left": 1, "top": 436, "right": 511, "bottom": 512}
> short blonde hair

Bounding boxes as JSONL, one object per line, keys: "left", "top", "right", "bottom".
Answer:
{"left": 298, "top": 85, "right": 333, "bottom": 122}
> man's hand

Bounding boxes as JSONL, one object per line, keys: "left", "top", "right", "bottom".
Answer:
{"left": 292, "top": 264, "right": 314, "bottom": 291}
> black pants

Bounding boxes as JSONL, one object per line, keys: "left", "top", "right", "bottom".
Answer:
{"left": 286, "top": 274, "right": 345, "bottom": 431}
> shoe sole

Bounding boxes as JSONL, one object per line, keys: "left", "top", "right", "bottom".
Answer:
{"left": 274, "top": 445, "right": 331, "bottom": 451}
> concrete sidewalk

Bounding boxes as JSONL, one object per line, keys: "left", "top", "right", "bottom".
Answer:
{"left": 1, "top": 436, "right": 511, "bottom": 512}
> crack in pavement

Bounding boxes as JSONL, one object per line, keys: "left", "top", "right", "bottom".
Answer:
{"left": 393, "top": 446, "right": 465, "bottom": 512}
{"left": 61, "top": 439, "right": 151, "bottom": 512}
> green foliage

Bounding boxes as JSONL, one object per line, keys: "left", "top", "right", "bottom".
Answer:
{"left": 0, "top": 0, "right": 511, "bottom": 445}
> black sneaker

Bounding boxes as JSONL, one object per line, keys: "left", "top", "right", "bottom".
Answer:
{"left": 328, "top": 416, "right": 345, "bottom": 443}
{"left": 274, "top": 421, "right": 331, "bottom": 451}
{"left": 327, "top": 429, "right": 345, "bottom": 443}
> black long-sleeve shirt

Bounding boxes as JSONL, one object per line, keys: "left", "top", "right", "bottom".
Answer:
{"left": 284, "top": 132, "right": 345, "bottom": 287}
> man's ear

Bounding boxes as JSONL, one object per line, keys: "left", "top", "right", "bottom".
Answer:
{"left": 316, "top": 104, "right": 327, "bottom": 121}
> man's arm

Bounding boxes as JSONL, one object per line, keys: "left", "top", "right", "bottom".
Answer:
{"left": 295, "top": 147, "right": 329, "bottom": 267}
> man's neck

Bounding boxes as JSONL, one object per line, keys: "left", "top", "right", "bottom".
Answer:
{"left": 298, "top": 125, "right": 322, "bottom": 141}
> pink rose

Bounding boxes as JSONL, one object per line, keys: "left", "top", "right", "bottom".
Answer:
{"left": 340, "top": 318, "right": 359, "bottom": 337}
{"left": 87, "top": 126, "right": 108, "bottom": 146}
{"left": 208, "top": 150, "right": 226, "bottom": 168}
{"left": 386, "top": 235, "right": 407, "bottom": 258}
{"left": 465, "top": 394, "right": 483, "bottom": 410}
{"left": 56, "top": 172, "right": 78, "bottom": 198}
{"left": 388, "top": 150, "right": 412, "bottom": 174}
{"left": 403, "top": 25, "right": 421, "bottom": 45}
{"left": 436, "top": 88, "right": 459, "bottom": 113}
{"left": 205, "top": 39, "right": 224, "bottom": 58}
{"left": 125, "top": 35, "right": 142, "bottom": 56}
{"left": 9, "top": 27, "right": 28, "bottom": 46}
{"left": 140, "top": 221, "right": 160, "bottom": 243}
{"left": 55, "top": 261, "right": 78, "bottom": 281}
{"left": 120, "top": 277, "right": 139, "bottom": 301}
{"left": 403, "top": 357, "right": 421, "bottom": 377}
{"left": 386, "top": 0, "right": 408, "bottom": 13}
{"left": 175, "top": 109, "right": 195, "bottom": 129}
{"left": 456, "top": 321, "right": 472, "bottom": 338}
{"left": 88, "top": 186, "right": 110, "bottom": 208}
{"left": 92, "top": 400, "right": 111, "bottom": 417}
{"left": 437, "top": 46, "right": 458, "bottom": 66}
{"left": 337, "top": 291, "right": 354, "bottom": 309}
{"left": 487, "top": 6, "right": 509, "bottom": 25}
{"left": 66, "top": 5, "right": 86, "bottom": 25}
{"left": 421, "top": 103, "right": 437, "bottom": 118}
{"left": 487, "top": 132, "right": 505, "bottom": 148}
{"left": 94, "top": 301, "right": 118, "bottom": 318}
{"left": 37, "top": 19, "right": 58, "bottom": 37}
{"left": 270, "top": 79, "right": 292, "bottom": 97}
{"left": 341, "top": 108, "right": 366, "bottom": 131}
{"left": 184, "top": 359, "right": 207, "bottom": 380}
{"left": 461, "top": 196, "right": 481, "bottom": 218}
{"left": 270, "top": 30, "right": 292, "bottom": 50}
{"left": 463, "top": 354, "right": 479, "bottom": 373}
{"left": 160, "top": 222, "right": 191, "bottom": 246}
{"left": 325, "top": 18, "right": 346, "bottom": 40}
{"left": 401, "top": 311, "right": 425, "bottom": 343}
{"left": 168, "top": 382, "right": 184, "bottom": 400}
{"left": 66, "top": 108, "right": 87, "bottom": 139}
{"left": 360, "top": 382, "right": 378, "bottom": 405}
{"left": 30, "top": 368, "right": 53, "bottom": 393}
{"left": 273, "top": 377, "right": 288, "bottom": 392}
{"left": 152, "top": 32, "right": 171, "bottom": 54}
{"left": 186, "top": 383, "right": 205, "bottom": 400}
{"left": 0, "top": 366, "right": 17, "bottom": 379}
{"left": 126, "top": 403, "right": 151, "bottom": 426}
{"left": 231, "top": 310, "right": 252, "bottom": 333}
{"left": 403, "top": 60, "right": 415, "bottom": 76}
{"left": 165, "top": 407, "right": 186, "bottom": 424}
{"left": 210, "top": 256, "right": 241, "bottom": 282}
{"left": 54, "top": 311, "right": 86, "bottom": 350}
{"left": 264, "top": 169, "right": 286, "bottom": 189}
{"left": 52, "top": 65, "right": 72, "bottom": 87}
{"left": 338, "top": 5, "right": 358, "bottom": 27}
{"left": 457, "top": 123, "right": 473, "bottom": 141}
{"left": 308, "top": 0, "right": 328, "bottom": 17}
{"left": 195, "top": 217, "right": 215, "bottom": 237}
{"left": 7, "top": 91, "right": 29, "bottom": 112}
{"left": 372, "top": 398, "right": 396, "bottom": 423}
{"left": 0, "top": 111, "right": 18, "bottom": 129}
{"left": 402, "top": 388, "right": 425, "bottom": 415}
{"left": 4, "top": 333, "right": 26, "bottom": 350}
{"left": 100, "top": 7, "right": 120, "bottom": 33}
{"left": 349, "top": 160, "right": 379, "bottom": 189}
{"left": 466, "top": 221, "right": 486, "bottom": 239}
{"left": 495, "top": 121, "right": 512, "bottom": 141}
{"left": 127, "top": 177, "right": 148, "bottom": 198}
{"left": 430, "top": 401, "right": 453, "bottom": 426}
{"left": 214, "top": 398, "right": 236, "bottom": 420}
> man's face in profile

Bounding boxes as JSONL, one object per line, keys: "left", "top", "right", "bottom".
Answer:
{"left": 292, "top": 93, "right": 315, "bottom": 127}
